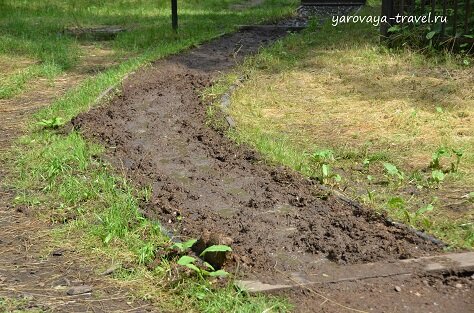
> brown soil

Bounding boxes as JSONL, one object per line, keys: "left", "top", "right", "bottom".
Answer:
{"left": 71, "top": 27, "right": 474, "bottom": 312}
{"left": 280, "top": 273, "right": 473, "bottom": 313}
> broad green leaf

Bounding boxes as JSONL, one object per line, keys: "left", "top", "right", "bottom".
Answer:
{"left": 322, "top": 164, "right": 329, "bottom": 177}
{"left": 387, "top": 197, "right": 405, "bottom": 209}
{"left": 431, "top": 170, "right": 445, "bottom": 182}
{"left": 200, "top": 245, "right": 232, "bottom": 256}
{"left": 173, "top": 242, "right": 184, "bottom": 251}
{"left": 181, "top": 239, "right": 197, "bottom": 250}
{"left": 184, "top": 263, "right": 201, "bottom": 273}
{"left": 426, "top": 31, "right": 436, "bottom": 39}
{"left": 313, "top": 149, "right": 334, "bottom": 162}
{"left": 417, "top": 204, "right": 434, "bottom": 215}
{"left": 204, "top": 262, "right": 215, "bottom": 271}
{"left": 177, "top": 255, "right": 196, "bottom": 266}
{"left": 173, "top": 239, "right": 197, "bottom": 252}
{"left": 383, "top": 162, "right": 401, "bottom": 177}
{"left": 208, "top": 270, "right": 230, "bottom": 277}
{"left": 104, "top": 233, "right": 113, "bottom": 244}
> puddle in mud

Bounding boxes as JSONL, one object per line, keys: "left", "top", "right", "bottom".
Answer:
{"left": 216, "top": 207, "right": 237, "bottom": 218}
{"left": 259, "top": 204, "right": 297, "bottom": 215}
{"left": 159, "top": 158, "right": 171, "bottom": 165}
{"left": 170, "top": 171, "right": 192, "bottom": 186}
{"left": 222, "top": 176, "right": 235, "bottom": 184}
{"left": 226, "top": 187, "right": 251, "bottom": 200}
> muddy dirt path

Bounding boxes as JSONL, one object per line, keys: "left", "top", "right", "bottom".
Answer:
{"left": 73, "top": 26, "right": 474, "bottom": 312}
{"left": 0, "top": 51, "right": 154, "bottom": 312}
{"left": 74, "top": 28, "right": 439, "bottom": 275}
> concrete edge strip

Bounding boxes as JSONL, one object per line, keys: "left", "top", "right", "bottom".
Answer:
{"left": 236, "top": 252, "right": 474, "bottom": 293}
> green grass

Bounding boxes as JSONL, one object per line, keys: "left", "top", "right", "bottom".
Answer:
{"left": 205, "top": 3, "right": 474, "bottom": 249}
{"left": 4, "top": 0, "right": 298, "bottom": 311}
{"left": 0, "top": 0, "right": 296, "bottom": 98}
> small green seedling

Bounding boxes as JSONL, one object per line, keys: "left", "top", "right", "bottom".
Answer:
{"left": 320, "top": 164, "right": 341, "bottom": 185}
{"left": 176, "top": 244, "right": 232, "bottom": 278}
{"left": 415, "top": 203, "right": 434, "bottom": 229}
{"left": 430, "top": 147, "right": 449, "bottom": 170}
{"left": 387, "top": 196, "right": 405, "bottom": 210}
{"left": 139, "top": 242, "right": 155, "bottom": 265}
{"left": 311, "top": 149, "right": 341, "bottom": 185}
{"left": 172, "top": 239, "right": 197, "bottom": 253}
{"left": 363, "top": 158, "right": 371, "bottom": 171}
{"left": 451, "top": 149, "right": 463, "bottom": 173}
{"left": 366, "top": 189, "right": 376, "bottom": 204}
{"left": 37, "top": 117, "right": 65, "bottom": 129}
{"left": 312, "top": 149, "right": 334, "bottom": 163}
{"left": 383, "top": 162, "right": 404, "bottom": 182}
{"left": 387, "top": 196, "right": 434, "bottom": 227}
{"left": 430, "top": 169, "right": 445, "bottom": 184}
{"left": 430, "top": 147, "right": 463, "bottom": 173}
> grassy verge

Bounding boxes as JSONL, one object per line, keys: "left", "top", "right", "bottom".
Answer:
{"left": 4, "top": 0, "right": 298, "bottom": 311}
{"left": 206, "top": 3, "right": 474, "bottom": 249}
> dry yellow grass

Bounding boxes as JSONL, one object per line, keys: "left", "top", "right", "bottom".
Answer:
{"left": 0, "top": 54, "right": 35, "bottom": 81}
{"left": 234, "top": 52, "right": 474, "bottom": 169}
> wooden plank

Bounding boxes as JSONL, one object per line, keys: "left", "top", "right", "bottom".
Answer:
{"left": 235, "top": 280, "right": 292, "bottom": 293}
{"left": 405, "top": 252, "right": 474, "bottom": 274}
{"left": 236, "top": 252, "right": 474, "bottom": 293}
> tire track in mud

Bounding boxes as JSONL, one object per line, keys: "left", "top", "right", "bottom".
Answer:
{"left": 72, "top": 27, "right": 442, "bottom": 284}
